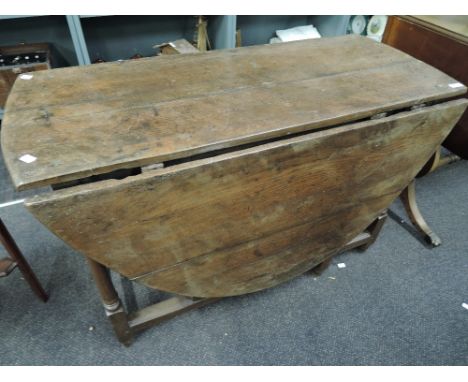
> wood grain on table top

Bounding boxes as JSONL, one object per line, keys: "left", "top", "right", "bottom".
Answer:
{"left": 26, "top": 100, "right": 468, "bottom": 296}
{"left": 2, "top": 35, "right": 466, "bottom": 190}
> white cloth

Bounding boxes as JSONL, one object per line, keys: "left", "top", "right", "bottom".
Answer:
{"left": 275, "top": 25, "right": 321, "bottom": 42}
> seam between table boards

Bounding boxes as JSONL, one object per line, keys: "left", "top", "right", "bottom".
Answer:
{"left": 4, "top": 58, "right": 417, "bottom": 116}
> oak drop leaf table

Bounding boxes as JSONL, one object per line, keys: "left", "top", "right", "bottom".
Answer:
{"left": 1, "top": 35, "right": 467, "bottom": 345}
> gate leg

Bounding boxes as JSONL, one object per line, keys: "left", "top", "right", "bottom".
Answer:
{"left": 86, "top": 257, "right": 133, "bottom": 346}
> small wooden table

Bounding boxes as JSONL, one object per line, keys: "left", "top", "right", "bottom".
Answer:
{"left": 1, "top": 35, "right": 467, "bottom": 345}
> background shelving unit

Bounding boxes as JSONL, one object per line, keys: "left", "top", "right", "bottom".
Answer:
{"left": 79, "top": 15, "right": 236, "bottom": 62}
{"left": 0, "top": 16, "right": 79, "bottom": 65}
{"left": 0, "top": 15, "right": 79, "bottom": 119}
{"left": 0, "top": 15, "right": 351, "bottom": 119}
{"left": 236, "top": 15, "right": 349, "bottom": 46}
{"left": 237, "top": 15, "right": 308, "bottom": 46}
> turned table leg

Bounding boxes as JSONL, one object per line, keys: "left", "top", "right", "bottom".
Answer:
{"left": 86, "top": 257, "right": 133, "bottom": 346}
{"left": 400, "top": 179, "right": 441, "bottom": 247}
{"left": 86, "top": 256, "right": 219, "bottom": 346}
{"left": 0, "top": 218, "right": 48, "bottom": 302}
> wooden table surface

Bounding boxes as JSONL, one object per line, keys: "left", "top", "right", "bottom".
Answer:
{"left": 2, "top": 34, "right": 465, "bottom": 191}
{"left": 25, "top": 99, "right": 468, "bottom": 297}
{"left": 2, "top": 35, "right": 467, "bottom": 298}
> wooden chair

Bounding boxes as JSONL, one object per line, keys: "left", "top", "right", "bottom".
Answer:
{"left": 0, "top": 218, "right": 48, "bottom": 302}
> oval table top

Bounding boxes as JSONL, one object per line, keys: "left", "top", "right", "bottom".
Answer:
{"left": 2, "top": 35, "right": 465, "bottom": 191}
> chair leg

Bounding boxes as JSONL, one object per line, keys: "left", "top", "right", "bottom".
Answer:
{"left": 400, "top": 180, "right": 441, "bottom": 247}
{"left": 0, "top": 218, "right": 48, "bottom": 302}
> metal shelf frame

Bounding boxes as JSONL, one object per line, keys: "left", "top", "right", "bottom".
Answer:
{"left": 0, "top": 15, "right": 350, "bottom": 119}
{"left": 65, "top": 15, "right": 91, "bottom": 65}
{"left": 1, "top": 14, "right": 350, "bottom": 65}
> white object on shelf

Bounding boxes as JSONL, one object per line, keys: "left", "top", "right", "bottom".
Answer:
{"left": 366, "top": 15, "right": 388, "bottom": 42}
{"left": 275, "top": 25, "right": 321, "bottom": 42}
{"left": 367, "top": 35, "right": 382, "bottom": 42}
{"left": 349, "top": 15, "right": 368, "bottom": 35}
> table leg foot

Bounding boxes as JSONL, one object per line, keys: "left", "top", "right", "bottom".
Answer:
{"left": 104, "top": 301, "right": 133, "bottom": 347}
{"left": 86, "top": 257, "right": 133, "bottom": 346}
